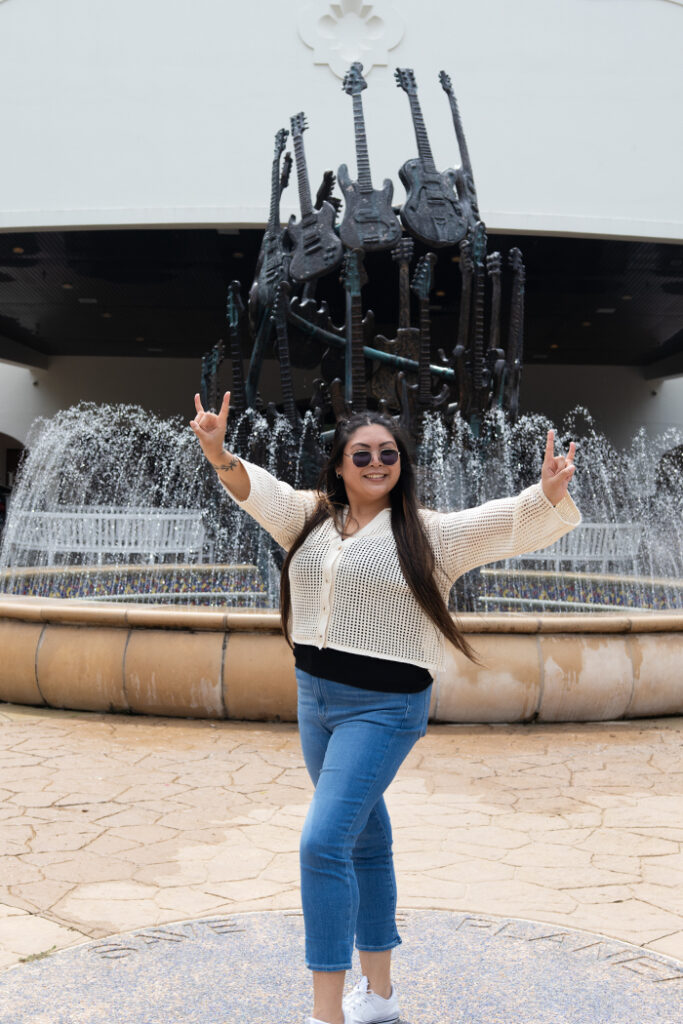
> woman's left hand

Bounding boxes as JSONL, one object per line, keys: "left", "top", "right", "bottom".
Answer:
{"left": 541, "top": 429, "right": 576, "bottom": 506}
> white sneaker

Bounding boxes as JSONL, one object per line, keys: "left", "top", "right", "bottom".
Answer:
{"left": 342, "top": 975, "right": 400, "bottom": 1024}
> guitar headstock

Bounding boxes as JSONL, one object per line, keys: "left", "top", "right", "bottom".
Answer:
{"left": 394, "top": 68, "right": 417, "bottom": 95}
{"left": 342, "top": 62, "right": 367, "bottom": 96}
{"left": 410, "top": 253, "right": 437, "bottom": 301}
{"left": 472, "top": 221, "right": 487, "bottom": 262}
{"left": 280, "top": 152, "right": 293, "bottom": 191}
{"left": 508, "top": 247, "right": 525, "bottom": 278}
{"left": 340, "top": 249, "right": 368, "bottom": 296}
{"left": 391, "top": 236, "right": 414, "bottom": 264}
{"left": 438, "top": 70, "right": 453, "bottom": 94}
{"left": 459, "top": 238, "right": 474, "bottom": 275}
{"left": 274, "top": 128, "right": 288, "bottom": 159}
{"left": 486, "top": 252, "right": 502, "bottom": 276}
{"left": 290, "top": 112, "right": 308, "bottom": 138}
{"left": 315, "top": 169, "right": 336, "bottom": 210}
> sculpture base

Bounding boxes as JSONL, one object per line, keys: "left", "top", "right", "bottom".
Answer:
{"left": 1, "top": 910, "right": 681, "bottom": 1023}
{"left": 0, "top": 598, "right": 681, "bottom": 723}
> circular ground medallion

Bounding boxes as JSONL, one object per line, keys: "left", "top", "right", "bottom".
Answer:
{"left": 0, "top": 910, "right": 681, "bottom": 1023}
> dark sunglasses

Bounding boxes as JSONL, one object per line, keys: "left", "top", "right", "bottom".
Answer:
{"left": 344, "top": 449, "right": 400, "bottom": 468}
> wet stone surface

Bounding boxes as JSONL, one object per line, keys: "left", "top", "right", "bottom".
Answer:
{"left": 0, "top": 909, "right": 681, "bottom": 1024}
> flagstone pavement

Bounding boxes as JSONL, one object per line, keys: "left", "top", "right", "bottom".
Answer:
{"left": 0, "top": 702, "right": 682, "bottom": 978}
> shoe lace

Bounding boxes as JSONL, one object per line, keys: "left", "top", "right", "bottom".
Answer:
{"left": 347, "top": 976, "right": 384, "bottom": 1010}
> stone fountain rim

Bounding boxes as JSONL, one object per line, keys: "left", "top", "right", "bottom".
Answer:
{"left": 1, "top": 595, "right": 682, "bottom": 634}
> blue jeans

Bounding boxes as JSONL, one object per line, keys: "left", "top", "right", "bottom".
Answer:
{"left": 296, "top": 667, "right": 432, "bottom": 972}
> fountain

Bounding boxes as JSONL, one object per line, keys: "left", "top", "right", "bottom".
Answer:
{"left": 0, "top": 65, "right": 681, "bottom": 722}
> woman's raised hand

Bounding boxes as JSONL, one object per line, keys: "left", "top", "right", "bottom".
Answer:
{"left": 189, "top": 391, "right": 231, "bottom": 464}
{"left": 541, "top": 429, "right": 576, "bottom": 506}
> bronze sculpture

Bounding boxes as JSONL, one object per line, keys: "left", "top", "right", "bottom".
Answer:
{"left": 395, "top": 68, "right": 468, "bottom": 248}
{"left": 338, "top": 63, "right": 402, "bottom": 252}
{"left": 287, "top": 113, "right": 343, "bottom": 283}
{"left": 202, "top": 66, "right": 526, "bottom": 447}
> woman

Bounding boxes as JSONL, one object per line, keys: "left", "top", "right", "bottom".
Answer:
{"left": 190, "top": 392, "right": 580, "bottom": 1024}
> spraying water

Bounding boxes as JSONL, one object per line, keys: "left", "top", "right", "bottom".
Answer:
{"left": 1, "top": 402, "right": 681, "bottom": 612}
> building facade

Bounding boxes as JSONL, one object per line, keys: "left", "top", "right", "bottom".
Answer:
{"left": 0, "top": 0, "right": 682, "bottom": 472}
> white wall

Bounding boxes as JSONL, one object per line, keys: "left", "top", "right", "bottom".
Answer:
{"left": 0, "top": 357, "right": 201, "bottom": 445}
{"left": 1, "top": 354, "right": 681, "bottom": 454}
{"left": 0, "top": 354, "right": 317, "bottom": 445}
{"left": 0, "top": 0, "right": 681, "bottom": 240}
{"left": 520, "top": 364, "right": 683, "bottom": 449}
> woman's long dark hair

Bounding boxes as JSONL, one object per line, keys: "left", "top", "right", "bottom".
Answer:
{"left": 280, "top": 411, "right": 479, "bottom": 664}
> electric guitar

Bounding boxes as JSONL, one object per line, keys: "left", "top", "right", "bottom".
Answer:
{"left": 271, "top": 281, "right": 300, "bottom": 426}
{"left": 438, "top": 70, "right": 480, "bottom": 229}
{"left": 287, "top": 113, "right": 343, "bottom": 282}
{"left": 395, "top": 68, "right": 468, "bottom": 248}
{"left": 410, "top": 253, "right": 449, "bottom": 410}
{"left": 340, "top": 248, "right": 369, "bottom": 411}
{"left": 338, "top": 63, "right": 401, "bottom": 252}
{"left": 249, "top": 129, "right": 292, "bottom": 333}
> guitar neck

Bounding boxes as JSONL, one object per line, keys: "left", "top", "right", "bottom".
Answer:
{"left": 352, "top": 94, "right": 373, "bottom": 190}
{"left": 228, "top": 323, "right": 247, "bottom": 412}
{"left": 506, "top": 259, "right": 525, "bottom": 366}
{"left": 407, "top": 92, "right": 435, "bottom": 170}
{"left": 444, "top": 89, "right": 474, "bottom": 179}
{"left": 275, "top": 312, "right": 298, "bottom": 421}
{"left": 293, "top": 134, "right": 314, "bottom": 219}
{"left": 472, "top": 263, "right": 485, "bottom": 391}
{"left": 267, "top": 153, "right": 282, "bottom": 232}
{"left": 398, "top": 260, "right": 411, "bottom": 330}
{"left": 418, "top": 299, "right": 432, "bottom": 402}
{"left": 487, "top": 261, "right": 502, "bottom": 355}
{"left": 350, "top": 294, "right": 366, "bottom": 408}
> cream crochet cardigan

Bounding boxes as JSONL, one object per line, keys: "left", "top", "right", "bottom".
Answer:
{"left": 222, "top": 460, "right": 581, "bottom": 675}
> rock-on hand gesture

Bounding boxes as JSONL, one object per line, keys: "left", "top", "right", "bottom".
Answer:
{"left": 189, "top": 391, "right": 231, "bottom": 465}
{"left": 541, "top": 429, "right": 576, "bottom": 507}
{"left": 189, "top": 391, "right": 251, "bottom": 499}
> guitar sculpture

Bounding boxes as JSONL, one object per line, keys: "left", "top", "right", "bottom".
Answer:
{"left": 249, "top": 128, "right": 292, "bottom": 335}
{"left": 504, "top": 247, "right": 525, "bottom": 421}
{"left": 486, "top": 251, "right": 507, "bottom": 410}
{"left": 271, "top": 281, "right": 300, "bottom": 426}
{"left": 395, "top": 68, "right": 468, "bottom": 248}
{"left": 468, "top": 222, "right": 489, "bottom": 434}
{"left": 338, "top": 63, "right": 401, "bottom": 252}
{"left": 371, "top": 237, "right": 419, "bottom": 408}
{"left": 409, "top": 253, "right": 450, "bottom": 411}
{"left": 226, "top": 281, "right": 248, "bottom": 416}
{"left": 287, "top": 113, "right": 343, "bottom": 282}
{"left": 200, "top": 339, "right": 225, "bottom": 415}
{"left": 341, "top": 248, "right": 369, "bottom": 410}
{"left": 438, "top": 70, "right": 480, "bottom": 231}
{"left": 441, "top": 238, "right": 473, "bottom": 415}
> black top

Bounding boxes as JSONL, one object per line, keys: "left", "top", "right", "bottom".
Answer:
{"left": 293, "top": 643, "right": 433, "bottom": 694}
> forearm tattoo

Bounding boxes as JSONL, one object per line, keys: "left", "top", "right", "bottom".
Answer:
{"left": 213, "top": 456, "right": 240, "bottom": 472}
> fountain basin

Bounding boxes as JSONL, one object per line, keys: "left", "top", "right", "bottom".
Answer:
{"left": 0, "top": 596, "right": 681, "bottom": 723}
{"left": 0, "top": 563, "right": 268, "bottom": 605}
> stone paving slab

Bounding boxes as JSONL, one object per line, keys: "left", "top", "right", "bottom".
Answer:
{"left": 0, "top": 910, "right": 681, "bottom": 1024}
{"left": 1, "top": 703, "right": 683, "bottom": 997}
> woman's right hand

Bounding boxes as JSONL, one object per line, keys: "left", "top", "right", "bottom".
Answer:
{"left": 189, "top": 391, "right": 231, "bottom": 463}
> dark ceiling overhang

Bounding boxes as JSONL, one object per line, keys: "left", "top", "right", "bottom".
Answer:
{"left": 0, "top": 228, "right": 681, "bottom": 373}
{"left": 0, "top": 332, "right": 48, "bottom": 370}
{"left": 641, "top": 329, "right": 683, "bottom": 380}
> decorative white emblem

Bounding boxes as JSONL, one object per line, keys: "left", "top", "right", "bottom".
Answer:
{"left": 297, "top": 0, "right": 405, "bottom": 79}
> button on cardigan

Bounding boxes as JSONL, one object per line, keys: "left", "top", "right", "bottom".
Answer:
{"left": 221, "top": 459, "right": 581, "bottom": 675}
